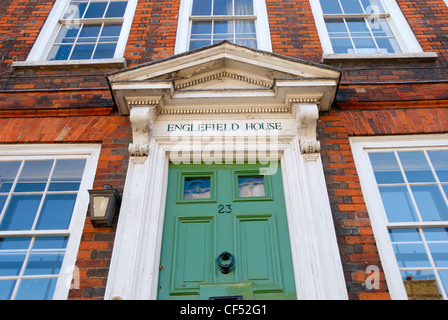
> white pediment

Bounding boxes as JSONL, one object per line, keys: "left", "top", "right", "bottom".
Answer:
{"left": 107, "top": 41, "right": 341, "bottom": 115}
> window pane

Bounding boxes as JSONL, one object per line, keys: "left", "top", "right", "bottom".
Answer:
{"left": 78, "top": 25, "right": 101, "bottom": 42}
{"left": 192, "top": 0, "right": 212, "bottom": 15}
{"left": 235, "top": 19, "right": 255, "bottom": 34}
{"left": 326, "top": 20, "right": 349, "bottom": 38}
{"left": 15, "top": 160, "right": 53, "bottom": 192}
{"left": 393, "top": 243, "right": 431, "bottom": 268}
{"left": 389, "top": 229, "right": 431, "bottom": 268}
{"left": 401, "top": 270, "right": 443, "bottom": 300}
{"left": 369, "top": 152, "right": 404, "bottom": 184}
{"left": 411, "top": 185, "right": 448, "bottom": 221}
{"left": 190, "top": 40, "right": 211, "bottom": 50}
{"left": 99, "top": 24, "right": 122, "bottom": 42}
{"left": 330, "top": 38, "right": 354, "bottom": 54}
{"left": 238, "top": 176, "right": 266, "bottom": 197}
{"left": 320, "top": 0, "right": 343, "bottom": 14}
{"left": 389, "top": 228, "right": 421, "bottom": 242}
{"left": 340, "top": 0, "right": 364, "bottom": 14}
{"left": 84, "top": 1, "right": 107, "bottom": 18}
{"left": 428, "top": 150, "right": 448, "bottom": 182}
{"left": 379, "top": 186, "right": 418, "bottom": 222}
{"left": 375, "top": 37, "right": 401, "bottom": 53}
{"left": 235, "top": 0, "right": 253, "bottom": 15}
{"left": 48, "top": 45, "right": 73, "bottom": 61}
{"left": 63, "top": 1, "right": 88, "bottom": 19}
{"left": 0, "top": 280, "right": 16, "bottom": 300}
{"left": 353, "top": 38, "right": 377, "bottom": 53}
{"left": 401, "top": 269, "right": 436, "bottom": 281}
{"left": 184, "top": 177, "right": 211, "bottom": 199}
{"left": 371, "top": 18, "right": 393, "bottom": 37}
{"left": 24, "top": 236, "right": 68, "bottom": 275}
{"left": 15, "top": 278, "right": 57, "bottom": 300}
{"left": 236, "top": 39, "right": 256, "bottom": 48}
{"left": 439, "top": 271, "right": 448, "bottom": 296}
{"left": 55, "top": 26, "right": 80, "bottom": 44}
{"left": 36, "top": 194, "right": 77, "bottom": 230}
{"left": 346, "top": 18, "right": 370, "bottom": 37}
{"left": 0, "top": 161, "right": 21, "bottom": 192}
{"left": 0, "top": 237, "right": 31, "bottom": 276}
{"left": 360, "top": 0, "right": 385, "bottom": 13}
{"left": 105, "top": 1, "right": 128, "bottom": 18}
{"left": 398, "top": 151, "right": 435, "bottom": 183}
{"left": 0, "top": 196, "right": 6, "bottom": 214}
{"left": 49, "top": 159, "right": 86, "bottom": 191}
{"left": 425, "top": 229, "right": 448, "bottom": 268}
{"left": 0, "top": 195, "right": 42, "bottom": 231}
{"left": 191, "top": 21, "right": 212, "bottom": 35}
{"left": 214, "top": 20, "right": 233, "bottom": 39}
{"left": 93, "top": 43, "right": 117, "bottom": 59}
{"left": 71, "top": 44, "right": 95, "bottom": 59}
{"left": 214, "top": 0, "right": 232, "bottom": 15}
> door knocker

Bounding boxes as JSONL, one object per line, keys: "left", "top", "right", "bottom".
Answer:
{"left": 217, "top": 251, "right": 235, "bottom": 274}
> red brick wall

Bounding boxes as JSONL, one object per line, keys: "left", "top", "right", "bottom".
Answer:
{"left": 266, "top": 0, "right": 323, "bottom": 62}
{"left": 125, "top": 0, "right": 180, "bottom": 66}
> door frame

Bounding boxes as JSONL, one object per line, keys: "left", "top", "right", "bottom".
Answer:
{"left": 104, "top": 104, "right": 348, "bottom": 300}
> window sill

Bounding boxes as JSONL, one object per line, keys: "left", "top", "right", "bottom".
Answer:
{"left": 322, "top": 52, "right": 438, "bottom": 64}
{"left": 12, "top": 58, "right": 127, "bottom": 69}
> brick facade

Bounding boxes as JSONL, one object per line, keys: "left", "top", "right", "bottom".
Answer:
{"left": 0, "top": 0, "right": 447, "bottom": 300}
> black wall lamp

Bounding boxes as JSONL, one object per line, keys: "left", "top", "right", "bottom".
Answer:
{"left": 88, "top": 185, "right": 121, "bottom": 227}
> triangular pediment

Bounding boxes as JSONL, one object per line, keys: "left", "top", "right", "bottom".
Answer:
{"left": 107, "top": 41, "right": 341, "bottom": 115}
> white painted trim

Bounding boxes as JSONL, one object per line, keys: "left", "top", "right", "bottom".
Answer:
{"left": 105, "top": 139, "right": 168, "bottom": 300}
{"left": 105, "top": 104, "right": 348, "bottom": 300}
{"left": 282, "top": 136, "right": 348, "bottom": 299}
{"left": 309, "top": 0, "right": 424, "bottom": 55}
{"left": 12, "top": 58, "right": 126, "bottom": 69}
{"left": 0, "top": 143, "right": 101, "bottom": 300}
{"left": 174, "top": 0, "right": 272, "bottom": 54}
{"left": 350, "top": 134, "right": 448, "bottom": 300}
{"left": 25, "top": 0, "right": 138, "bottom": 62}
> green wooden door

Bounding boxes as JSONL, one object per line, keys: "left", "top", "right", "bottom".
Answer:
{"left": 157, "top": 163, "right": 296, "bottom": 300}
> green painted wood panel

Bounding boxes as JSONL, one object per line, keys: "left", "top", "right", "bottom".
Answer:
{"left": 157, "top": 163, "right": 296, "bottom": 300}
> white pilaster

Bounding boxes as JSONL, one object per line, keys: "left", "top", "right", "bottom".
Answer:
{"left": 281, "top": 104, "right": 348, "bottom": 299}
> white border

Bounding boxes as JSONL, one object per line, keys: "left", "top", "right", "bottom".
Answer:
{"left": 350, "top": 134, "right": 448, "bottom": 300}
{"left": 174, "top": 0, "right": 272, "bottom": 54}
{"left": 308, "top": 0, "right": 424, "bottom": 55}
{"left": 0, "top": 144, "right": 101, "bottom": 300}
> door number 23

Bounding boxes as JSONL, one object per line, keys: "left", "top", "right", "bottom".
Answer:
{"left": 218, "top": 204, "right": 232, "bottom": 214}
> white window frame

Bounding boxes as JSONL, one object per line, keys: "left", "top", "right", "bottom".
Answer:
{"left": 351, "top": 134, "right": 448, "bottom": 300}
{"left": 0, "top": 144, "right": 101, "bottom": 300}
{"left": 174, "top": 0, "right": 272, "bottom": 54}
{"left": 16, "top": 0, "right": 138, "bottom": 67}
{"left": 309, "top": 0, "right": 426, "bottom": 58}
